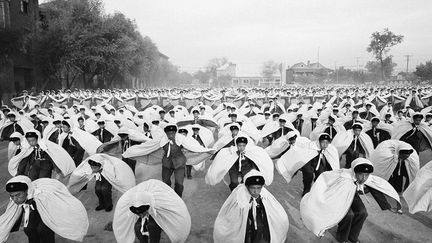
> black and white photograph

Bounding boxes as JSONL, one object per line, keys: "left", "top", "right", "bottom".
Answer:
{"left": 0, "top": 0, "right": 432, "bottom": 242}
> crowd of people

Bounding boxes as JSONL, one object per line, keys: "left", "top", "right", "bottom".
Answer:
{"left": 0, "top": 85, "right": 432, "bottom": 243}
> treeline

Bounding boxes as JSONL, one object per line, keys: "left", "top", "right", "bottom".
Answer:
{"left": 34, "top": 0, "right": 192, "bottom": 90}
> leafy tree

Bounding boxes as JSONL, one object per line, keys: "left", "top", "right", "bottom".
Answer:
{"left": 262, "top": 60, "right": 280, "bottom": 78}
{"left": 193, "top": 70, "right": 212, "bottom": 84}
{"left": 206, "top": 57, "right": 229, "bottom": 78}
{"left": 365, "top": 56, "right": 397, "bottom": 80}
{"left": 367, "top": 28, "right": 403, "bottom": 80}
{"left": 414, "top": 61, "right": 432, "bottom": 81}
{"left": 34, "top": 0, "right": 184, "bottom": 89}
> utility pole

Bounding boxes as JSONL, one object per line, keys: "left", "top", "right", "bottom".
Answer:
{"left": 355, "top": 57, "right": 361, "bottom": 71}
{"left": 317, "top": 47, "right": 320, "bottom": 64}
{"left": 334, "top": 61, "right": 338, "bottom": 83}
{"left": 404, "top": 55, "right": 412, "bottom": 73}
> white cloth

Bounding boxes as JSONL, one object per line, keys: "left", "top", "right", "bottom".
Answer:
{"left": 370, "top": 140, "right": 420, "bottom": 183}
{"left": 68, "top": 153, "right": 135, "bottom": 194}
{"left": 206, "top": 143, "right": 274, "bottom": 186}
{"left": 113, "top": 179, "right": 191, "bottom": 243}
{"left": 331, "top": 129, "right": 375, "bottom": 159}
{"left": 403, "top": 160, "right": 432, "bottom": 214}
{"left": 8, "top": 132, "right": 76, "bottom": 178}
{"left": 0, "top": 176, "right": 89, "bottom": 242}
{"left": 276, "top": 141, "right": 339, "bottom": 184}
{"left": 300, "top": 158, "right": 401, "bottom": 237}
{"left": 213, "top": 171, "right": 289, "bottom": 243}
{"left": 58, "top": 127, "right": 102, "bottom": 156}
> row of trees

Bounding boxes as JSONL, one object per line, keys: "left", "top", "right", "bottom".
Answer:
{"left": 32, "top": 0, "right": 192, "bottom": 90}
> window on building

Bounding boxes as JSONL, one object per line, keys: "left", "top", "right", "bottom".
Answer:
{"left": 21, "top": 0, "right": 29, "bottom": 14}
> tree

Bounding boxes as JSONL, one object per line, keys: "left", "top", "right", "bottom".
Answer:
{"left": 365, "top": 56, "right": 397, "bottom": 80}
{"left": 206, "top": 57, "right": 228, "bottom": 78}
{"left": 34, "top": 0, "right": 183, "bottom": 89}
{"left": 262, "top": 60, "right": 280, "bottom": 78}
{"left": 193, "top": 70, "right": 212, "bottom": 84}
{"left": 414, "top": 61, "right": 432, "bottom": 81}
{"left": 366, "top": 28, "right": 403, "bottom": 80}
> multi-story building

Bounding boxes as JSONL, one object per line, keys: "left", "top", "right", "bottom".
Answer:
{"left": 0, "top": 0, "right": 39, "bottom": 99}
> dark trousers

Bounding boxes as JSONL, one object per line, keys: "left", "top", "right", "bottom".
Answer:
{"left": 186, "top": 165, "right": 192, "bottom": 178}
{"left": 337, "top": 193, "right": 368, "bottom": 242}
{"left": 95, "top": 178, "right": 113, "bottom": 208}
{"left": 134, "top": 217, "right": 162, "bottom": 243}
{"left": 300, "top": 160, "right": 329, "bottom": 196}
{"left": 300, "top": 164, "right": 314, "bottom": 196}
{"left": 24, "top": 209, "right": 55, "bottom": 243}
{"left": 388, "top": 161, "right": 409, "bottom": 192}
{"left": 162, "top": 166, "right": 185, "bottom": 197}
{"left": 228, "top": 169, "right": 241, "bottom": 191}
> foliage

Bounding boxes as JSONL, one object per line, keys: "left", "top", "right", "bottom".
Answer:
{"left": 261, "top": 60, "right": 280, "bottom": 78}
{"left": 365, "top": 56, "right": 397, "bottom": 81}
{"left": 0, "top": 29, "right": 25, "bottom": 64}
{"left": 34, "top": 0, "right": 190, "bottom": 89}
{"left": 366, "top": 28, "right": 403, "bottom": 79}
{"left": 414, "top": 61, "right": 432, "bottom": 81}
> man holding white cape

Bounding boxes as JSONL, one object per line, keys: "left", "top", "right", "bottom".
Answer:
{"left": 300, "top": 158, "right": 401, "bottom": 243}
{"left": 0, "top": 175, "right": 89, "bottom": 243}
{"left": 213, "top": 170, "right": 289, "bottom": 243}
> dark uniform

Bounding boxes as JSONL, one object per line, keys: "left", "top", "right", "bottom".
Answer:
{"left": 48, "top": 128, "right": 62, "bottom": 143}
{"left": 300, "top": 151, "right": 332, "bottom": 196}
{"left": 11, "top": 199, "right": 55, "bottom": 243}
{"left": 92, "top": 128, "right": 114, "bottom": 143}
{"left": 1, "top": 122, "right": 24, "bottom": 140}
{"left": 359, "top": 111, "right": 375, "bottom": 121}
{"left": 323, "top": 125, "right": 337, "bottom": 141}
{"left": 162, "top": 141, "right": 186, "bottom": 197}
{"left": 388, "top": 159, "right": 409, "bottom": 192}
{"left": 337, "top": 184, "right": 394, "bottom": 243}
{"left": 61, "top": 133, "right": 85, "bottom": 167}
{"left": 400, "top": 125, "right": 432, "bottom": 153}
{"left": 17, "top": 147, "right": 55, "bottom": 181}
{"left": 245, "top": 196, "right": 271, "bottom": 243}
{"left": 269, "top": 127, "right": 292, "bottom": 144}
{"left": 344, "top": 137, "right": 366, "bottom": 168}
{"left": 134, "top": 216, "right": 162, "bottom": 243}
{"left": 365, "top": 128, "right": 391, "bottom": 148}
{"left": 228, "top": 153, "right": 258, "bottom": 191}
{"left": 344, "top": 119, "right": 361, "bottom": 130}
{"left": 292, "top": 118, "right": 304, "bottom": 134}
{"left": 95, "top": 175, "right": 113, "bottom": 211}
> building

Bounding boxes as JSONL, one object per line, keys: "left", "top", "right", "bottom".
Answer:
{"left": 0, "top": 0, "right": 39, "bottom": 99}
{"left": 286, "top": 61, "right": 331, "bottom": 83}
{"left": 229, "top": 63, "right": 281, "bottom": 87}
{"left": 231, "top": 76, "right": 281, "bottom": 87}
{"left": 287, "top": 61, "right": 330, "bottom": 75}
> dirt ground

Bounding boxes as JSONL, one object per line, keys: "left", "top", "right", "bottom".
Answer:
{"left": 1, "top": 144, "right": 431, "bottom": 243}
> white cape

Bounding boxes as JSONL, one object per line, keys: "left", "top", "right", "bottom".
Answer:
{"left": 300, "top": 159, "right": 401, "bottom": 237}
{"left": 113, "top": 179, "right": 191, "bottom": 243}
{"left": 8, "top": 139, "right": 76, "bottom": 178}
{"left": 370, "top": 140, "right": 419, "bottom": 183}
{"left": 0, "top": 176, "right": 89, "bottom": 242}
{"left": 331, "top": 130, "right": 374, "bottom": 158}
{"left": 276, "top": 141, "right": 340, "bottom": 184}
{"left": 68, "top": 153, "right": 136, "bottom": 194}
{"left": 206, "top": 144, "right": 274, "bottom": 186}
{"left": 403, "top": 160, "right": 432, "bottom": 214}
{"left": 213, "top": 171, "right": 289, "bottom": 243}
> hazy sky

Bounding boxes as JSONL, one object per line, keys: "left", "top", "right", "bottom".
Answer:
{"left": 101, "top": 0, "right": 432, "bottom": 74}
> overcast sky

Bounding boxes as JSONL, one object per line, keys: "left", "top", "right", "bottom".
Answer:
{"left": 101, "top": 0, "right": 432, "bottom": 74}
